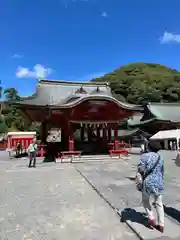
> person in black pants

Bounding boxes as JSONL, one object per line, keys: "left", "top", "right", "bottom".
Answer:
{"left": 28, "top": 138, "right": 37, "bottom": 168}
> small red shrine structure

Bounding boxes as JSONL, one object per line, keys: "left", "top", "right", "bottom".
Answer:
{"left": 6, "top": 131, "right": 36, "bottom": 152}
{"left": 11, "top": 80, "right": 142, "bottom": 154}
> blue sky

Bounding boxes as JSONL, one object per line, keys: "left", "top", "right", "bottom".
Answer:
{"left": 1, "top": 0, "right": 180, "bottom": 96}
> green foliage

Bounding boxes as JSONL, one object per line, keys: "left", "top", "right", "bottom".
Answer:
{"left": 28, "top": 122, "right": 41, "bottom": 138}
{"left": 92, "top": 62, "right": 180, "bottom": 104}
{"left": 0, "top": 87, "right": 37, "bottom": 133}
{"left": 0, "top": 118, "right": 8, "bottom": 133}
{"left": 4, "top": 88, "right": 20, "bottom": 101}
{"left": 0, "top": 86, "right": 2, "bottom": 99}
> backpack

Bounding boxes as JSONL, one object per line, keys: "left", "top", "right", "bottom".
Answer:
{"left": 135, "top": 172, "right": 144, "bottom": 191}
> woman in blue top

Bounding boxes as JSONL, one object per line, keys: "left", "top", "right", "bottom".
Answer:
{"left": 138, "top": 141, "right": 164, "bottom": 233}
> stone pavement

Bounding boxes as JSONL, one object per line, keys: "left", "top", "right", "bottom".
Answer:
{"left": 0, "top": 152, "right": 137, "bottom": 240}
{"left": 75, "top": 150, "right": 180, "bottom": 240}
{"left": 1, "top": 150, "right": 180, "bottom": 239}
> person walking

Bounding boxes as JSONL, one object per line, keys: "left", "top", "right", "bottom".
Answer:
{"left": 138, "top": 141, "right": 164, "bottom": 233}
{"left": 28, "top": 138, "right": 37, "bottom": 168}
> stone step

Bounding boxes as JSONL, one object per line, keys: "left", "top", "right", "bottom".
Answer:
{"left": 119, "top": 204, "right": 180, "bottom": 240}
{"left": 56, "top": 155, "right": 130, "bottom": 163}
{"left": 80, "top": 155, "right": 111, "bottom": 159}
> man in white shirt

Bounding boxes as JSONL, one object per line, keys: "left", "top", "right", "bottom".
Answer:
{"left": 28, "top": 138, "right": 37, "bottom": 168}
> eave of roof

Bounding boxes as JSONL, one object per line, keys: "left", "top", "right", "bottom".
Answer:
{"left": 49, "top": 95, "right": 143, "bottom": 110}
{"left": 10, "top": 95, "right": 143, "bottom": 111}
{"left": 147, "top": 102, "right": 180, "bottom": 123}
{"left": 127, "top": 114, "right": 156, "bottom": 126}
{"left": 38, "top": 79, "right": 109, "bottom": 86}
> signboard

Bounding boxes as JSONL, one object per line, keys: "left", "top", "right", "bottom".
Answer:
{"left": 46, "top": 128, "right": 61, "bottom": 142}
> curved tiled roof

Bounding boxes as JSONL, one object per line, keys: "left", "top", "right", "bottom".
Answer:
{"left": 127, "top": 102, "right": 180, "bottom": 126}
{"left": 147, "top": 102, "right": 180, "bottom": 122}
{"left": 11, "top": 79, "right": 142, "bottom": 111}
{"left": 50, "top": 94, "right": 142, "bottom": 110}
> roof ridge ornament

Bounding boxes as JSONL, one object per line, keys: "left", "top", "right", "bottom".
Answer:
{"left": 75, "top": 85, "right": 87, "bottom": 94}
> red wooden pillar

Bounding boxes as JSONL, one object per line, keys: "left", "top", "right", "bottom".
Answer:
{"left": 68, "top": 123, "right": 74, "bottom": 151}
{"left": 7, "top": 136, "right": 11, "bottom": 149}
{"left": 40, "top": 146, "right": 44, "bottom": 157}
{"left": 114, "top": 124, "right": 118, "bottom": 150}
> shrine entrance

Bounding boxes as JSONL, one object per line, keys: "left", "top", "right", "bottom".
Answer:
{"left": 72, "top": 122, "right": 116, "bottom": 155}
{"left": 44, "top": 99, "right": 136, "bottom": 156}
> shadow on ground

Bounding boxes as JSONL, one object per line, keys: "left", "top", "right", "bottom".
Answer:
{"left": 164, "top": 205, "right": 180, "bottom": 223}
{"left": 120, "top": 208, "right": 152, "bottom": 229}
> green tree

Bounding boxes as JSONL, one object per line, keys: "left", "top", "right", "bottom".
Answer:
{"left": 4, "top": 88, "right": 20, "bottom": 101}
{"left": 3, "top": 88, "right": 31, "bottom": 131}
{"left": 92, "top": 62, "right": 180, "bottom": 104}
{"left": 0, "top": 120, "right": 8, "bottom": 133}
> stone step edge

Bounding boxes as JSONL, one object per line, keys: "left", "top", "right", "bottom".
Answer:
{"left": 55, "top": 158, "right": 129, "bottom": 163}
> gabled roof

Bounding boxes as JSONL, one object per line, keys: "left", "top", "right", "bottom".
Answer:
{"left": 147, "top": 102, "right": 180, "bottom": 122}
{"left": 10, "top": 79, "right": 142, "bottom": 111}
{"left": 128, "top": 102, "right": 180, "bottom": 126}
{"left": 12, "top": 80, "right": 112, "bottom": 106}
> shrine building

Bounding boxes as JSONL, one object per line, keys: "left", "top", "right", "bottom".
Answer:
{"left": 12, "top": 80, "right": 142, "bottom": 154}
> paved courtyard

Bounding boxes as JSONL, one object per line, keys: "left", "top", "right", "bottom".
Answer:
{"left": 0, "top": 152, "right": 136, "bottom": 240}
{"left": 0, "top": 150, "right": 180, "bottom": 239}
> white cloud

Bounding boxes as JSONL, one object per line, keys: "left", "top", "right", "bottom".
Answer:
{"left": 101, "top": 11, "right": 108, "bottom": 17}
{"left": 160, "top": 31, "right": 180, "bottom": 44}
{"left": 11, "top": 53, "right": 23, "bottom": 59}
{"left": 16, "top": 64, "right": 53, "bottom": 79}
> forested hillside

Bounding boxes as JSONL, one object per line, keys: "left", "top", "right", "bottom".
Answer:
{"left": 92, "top": 62, "right": 180, "bottom": 104}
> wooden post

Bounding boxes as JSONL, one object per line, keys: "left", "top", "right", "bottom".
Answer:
{"left": 7, "top": 136, "right": 11, "bottom": 149}
{"left": 114, "top": 124, "right": 119, "bottom": 150}
{"left": 97, "top": 127, "right": 100, "bottom": 139}
{"left": 108, "top": 128, "right": 111, "bottom": 142}
{"left": 68, "top": 123, "right": 74, "bottom": 151}
{"left": 87, "top": 125, "right": 91, "bottom": 142}
{"left": 41, "top": 120, "right": 48, "bottom": 143}
{"left": 114, "top": 129, "right": 118, "bottom": 140}
{"left": 103, "top": 126, "right": 107, "bottom": 141}
{"left": 80, "top": 125, "right": 84, "bottom": 142}
{"left": 40, "top": 146, "right": 44, "bottom": 157}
